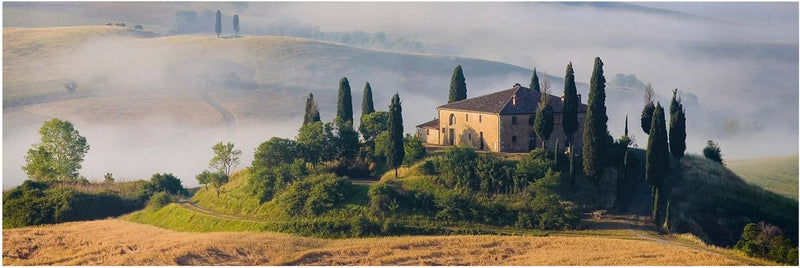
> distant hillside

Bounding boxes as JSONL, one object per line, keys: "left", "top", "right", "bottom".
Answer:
{"left": 728, "top": 155, "right": 798, "bottom": 200}
{"left": 3, "top": 25, "right": 552, "bottom": 130}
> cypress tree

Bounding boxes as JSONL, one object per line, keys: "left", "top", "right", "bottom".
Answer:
{"left": 233, "top": 14, "right": 240, "bottom": 37}
{"left": 624, "top": 114, "right": 629, "bottom": 137}
{"left": 362, "top": 82, "right": 374, "bottom": 116}
{"left": 646, "top": 103, "right": 670, "bottom": 225}
{"left": 562, "top": 62, "right": 579, "bottom": 187}
{"left": 387, "top": 93, "right": 404, "bottom": 179}
{"left": 534, "top": 100, "right": 554, "bottom": 149}
{"left": 215, "top": 10, "right": 222, "bottom": 38}
{"left": 669, "top": 89, "right": 680, "bottom": 116}
{"left": 448, "top": 65, "right": 467, "bottom": 103}
{"left": 641, "top": 83, "right": 655, "bottom": 135}
{"left": 670, "top": 108, "right": 687, "bottom": 159}
{"left": 303, "top": 93, "right": 317, "bottom": 125}
{"left": 582, "top": 57, "right": 608, "bottom": 185}
{"left": 530, "top": 68, "right": 540, "bottom": 93}
{"left": 336, "top": 77, "right": 353, "bottom": 128}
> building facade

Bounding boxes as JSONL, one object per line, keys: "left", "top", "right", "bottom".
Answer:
{"left": 416, "top": 83, "right": 587, "bottom": 153}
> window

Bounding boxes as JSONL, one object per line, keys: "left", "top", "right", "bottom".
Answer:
{"left": 442, "top": 128, "right": 446, "bottom": 133}
{"left": 512, "top": 136, "right": 517, "bottom": 143}
{"left": 528, "top": 116, "right": 535, "bottom": 126}
{"left": 449, "top": 113, "right": 455, "bottom": 126}
{"left": 479, "top": 132, "right": 484, "bottom": 150}
{"left": 426, "top": 129, "right": 430, "bottom": 135}
{"left": 466, "top": 114, "right": 469, "bottom": 121}
{"left": 479, "top": 115, "right": 482, "bottom": 122}
{"left": 511, "top": 116, "right": 517, "bottom": 125}
{"left": 469, "top": 133, "right": 472, "bottom": 140}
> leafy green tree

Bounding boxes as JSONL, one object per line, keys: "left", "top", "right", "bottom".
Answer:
{"left": 448, "top": 65, "right": 467, "bottom": 103}
{"left": 196, "top": 170, "right": 228, "bottom": 197}
{"left": 215, "top": 10, "right": 222, "bottom": 38}
{"left": 336, "top": 77, "right": 354, "bottom": 128}
{"left": 529, "top": 67, "right": 540, "bottom": 92}
{"left": 335, "top": 123, "right": 360, "bottom": 163}
{"left": 64, "top": 80, "right": 78, "bottom": 95}
{"left": 232, "top": 14, "right": 239, "bottom": 37}
{"left": 23, "top": 119, "right": 90, "bottom": 182}
{"left": 640, "top": 83, "right": 655, "bottom": 135}
{"left": 403, "top": 134, "right": 426, "bottom": 166}
{"left": 439, "top": 146, "right": 478, "bottom": 191}
{"left": 582, "top": 57, "right": 609, "bottom": 185}
{"left": 303, "top": 93, "right": 321, "bottom": 125}
{"left": 703, "top": 140, "right": 723, "bottom": 165}
{"left": 297, "top": 121, "right": 325, "bottom": 166}
{"left": 646, "top": 103, "right": 669, "bottom": 225}
{"left": 210, "top": 142, "right": 241, "bottom": 177}
{"left": 387, "top": 93, "right": 404, "bottom": 178}
{"left": 358, "top": 111, "right": 388, "bottom": 142}
{"left": 561, "top": 62, "right": 580, "bottom": 187}
{"left": 669, "top": 89, "right": 687, "bottom": 159}
{"left": 362, "top": 82, "right": 374, "bottom": 116}
{"left": 149, "top": 173, "right": 189, "bottom": 196}
{"left": 253, "top": 137, "right": 300, "bottom": 168}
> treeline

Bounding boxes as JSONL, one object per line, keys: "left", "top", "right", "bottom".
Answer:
{"left": 3, "top": 174, "right": 190, "bottom": 228}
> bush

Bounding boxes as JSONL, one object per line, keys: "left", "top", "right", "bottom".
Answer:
{"left": 368, "top": 183, "right": 400, "bottom": 216}
{"left": 403, "top": 135, "right": 426, "bottom": 166}
{"left": 475, "top": 156, "right": 516, "bottom": 194}
{"left": 419, "top": 159, "right": 437, "bottom": 175}
{"left": 134, "top": 24, "right": 143, "bottom": 30}
{"left": 702, "top": 140, "right": 723, "bottom": 165}
{"left": 248, "top": 159, "right": 308, "bottom": 203}
{"left": 275, "top": 174, "right": 352, "bottom": 217}
{"left": 147, "top": 192, "right": 171, "bottom": 210}
{"left": 735, "top": 222, "right": 798, "bottom": 265}
{"left": 149, "top": 173, "right": 188, "bottom": 196}
{"left": 438, "top": 146, "right": 478, "bottom": 191}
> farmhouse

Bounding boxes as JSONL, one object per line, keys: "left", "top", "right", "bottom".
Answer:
{"left": 416, "top": 83, "right": 587, "bottom": 153}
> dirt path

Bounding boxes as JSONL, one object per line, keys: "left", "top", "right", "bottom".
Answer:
{"left": 200, "top": 91, "right": 236, "bottom": 133}
{"left": 174, "top": 200, "right": 271, "bottom": 223}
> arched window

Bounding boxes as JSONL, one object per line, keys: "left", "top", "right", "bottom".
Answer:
{"left": 449, "top": 113, "right": 455, "bottom": 126}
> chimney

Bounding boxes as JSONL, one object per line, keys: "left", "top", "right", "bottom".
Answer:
{"left": 512, "top": 95, "right": 517, "bottom": 106}
{"left": 560, "top": 94, "right": 565, "bottom": 103}
{"left": 513, "top": 83, "right": 521, "bottom": 88}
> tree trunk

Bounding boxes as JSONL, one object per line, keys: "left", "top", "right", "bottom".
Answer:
{"left": 216, "top": 186, "right": 220, "bottom": 197}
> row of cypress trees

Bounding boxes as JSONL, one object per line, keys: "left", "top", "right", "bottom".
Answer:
{"left": 302, "top": 78, "right": 405, "bottom": 178}
{"left": 214, "top": 10, "right": 240, "bottom": 38}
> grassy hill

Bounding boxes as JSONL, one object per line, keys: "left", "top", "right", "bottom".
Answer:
{"left": 3, "top": 25, "right": 540, "bottom": 130}
{"left": 727, "top": 155, "right": 798, "bottom": 200}
{"left": 2, "top": 219, "right": 773, "bottom": 265}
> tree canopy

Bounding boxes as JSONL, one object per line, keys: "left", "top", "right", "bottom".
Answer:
{"left": 336, "top": 77, "right": 354, "bottom": 128}
{"left": 669, "top": 89, "right": 687, "bottom": 159}
{"left": 209, "top": 142, "right": 241, "bottom": 176}
{"left": 530, "top": 68, "right": 540, "bottom": 92}
{"left": 362, "top": 82, "right": 375, "bottom": 116}
{"left": 561, "top": 62, "right": 579, "bottom": 140}
{"left": 303, "top": 93, "right": 321, "bottom": 125}
{"left": 23, "top": 119, "right": 90, "bottom": 182}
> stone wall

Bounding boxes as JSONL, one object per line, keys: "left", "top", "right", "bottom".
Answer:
{"left": 438, "top": 109, "right": 500, "bottom": 152}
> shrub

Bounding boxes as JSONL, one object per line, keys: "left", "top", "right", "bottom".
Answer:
{"left": 419, "top": 159, "right": 437, "bottom": 175}
{"left": 702, "top": 140, "right": 723, "bottom": 165}
{"left": 735, "top": 222, "right": 798, "bottom": 265}
{"left": 147, "top": 192, "right": 171, "bottom": 210}
{"left": 438, "top": 146, "right": 478, "bottom": 191}
{"left": 368, "top": 183, "right": 400, "bottom": 216}
{"left": 403, "top": 135, "right": 426, "bottom": 166}
{"left": 475, "top": 156, "right": 516, "bottom": 195}
{"left": 134, "top": 24, "right": 143, "bottom": 30}
{"left": 276, "top": 174, "right": 352, "bottom": 217}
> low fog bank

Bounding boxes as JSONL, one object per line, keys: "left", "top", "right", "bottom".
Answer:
{"left": 3, "top": 119, "right": 301, "bottom": 190}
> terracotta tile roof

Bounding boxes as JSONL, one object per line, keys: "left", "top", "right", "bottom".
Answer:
{"left": 416, "top": 118, "right": 440, "bottom": 129}
{"left": 438, "top": 84, "right": 587, "bottom": 115}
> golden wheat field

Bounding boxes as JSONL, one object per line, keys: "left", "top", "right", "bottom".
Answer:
{"left": 3, "top": 219, "right": 769, "bottom": 266}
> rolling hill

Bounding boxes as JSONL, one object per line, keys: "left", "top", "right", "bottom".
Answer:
{"left": 727, "top": 155, "right": 798, "bottom": 200}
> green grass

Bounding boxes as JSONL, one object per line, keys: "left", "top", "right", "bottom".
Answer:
{"left": 191, "top": 169, "right": 289, "bottom": 221}
{"left": 727, "top": 155, "right": 798, "bottom": 200}
{"left": 123, "top": 204, "right": 269, "bottom": 232}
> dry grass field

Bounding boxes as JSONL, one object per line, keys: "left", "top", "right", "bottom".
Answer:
{"left": 3, "top": 219, "right": 771, "bottom": 266}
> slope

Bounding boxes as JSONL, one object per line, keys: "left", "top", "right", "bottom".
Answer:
{"left": 727, "top": 155, "right": 798, "bottom": 200}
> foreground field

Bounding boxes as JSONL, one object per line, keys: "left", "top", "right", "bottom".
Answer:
{"left": 3, "top": 219, "right": 771, "bottom": 265}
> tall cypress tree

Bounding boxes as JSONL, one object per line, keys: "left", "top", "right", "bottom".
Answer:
{"left": 534, "top": 95, "right": 554, "bottom": 149}
{"left": 624, "top": 114, "right": 629, "bottom": 137}
{"left": 583, "top": 57, "right": 608, "bottom": 185}
{"left": 362, "top": 82, "right": 374, "bottom": 116}
{"left": 232, "top": 14, "right": 240, "bottom": 37}
{"left": 562, "top": 62, "right": 579, "bottom": 187}
{"left": 448, "top": 65, "right": 467, "bottom": 103}
{"left": 336, "top": 77, "right": 353, "bottom": 128}
{"left": 303, "top": 93, "right": 319, "bottom": 125}
{"left": 530, "top": 68, "right": 540, "bottom": 92}
{"left": 669, "top": 90, "right": 686, "bottom": 159}
{"left": 646, "top": 103, "right": 670, "bottom": 225}
{"left": 641, "top": 83, "right": 655, "bottom": 135}
{"left": 387, "top": 93, "right": 404, "bottom": 179}
{"left": 215, "top": 10, "right": 222, "bottom": 38}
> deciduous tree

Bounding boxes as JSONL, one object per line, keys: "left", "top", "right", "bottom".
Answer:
{"left": 23, "top": 119, "right": 90, "bottom": 182}
{"left": 210, "top": 142, "right": 241, "bottom": 177}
